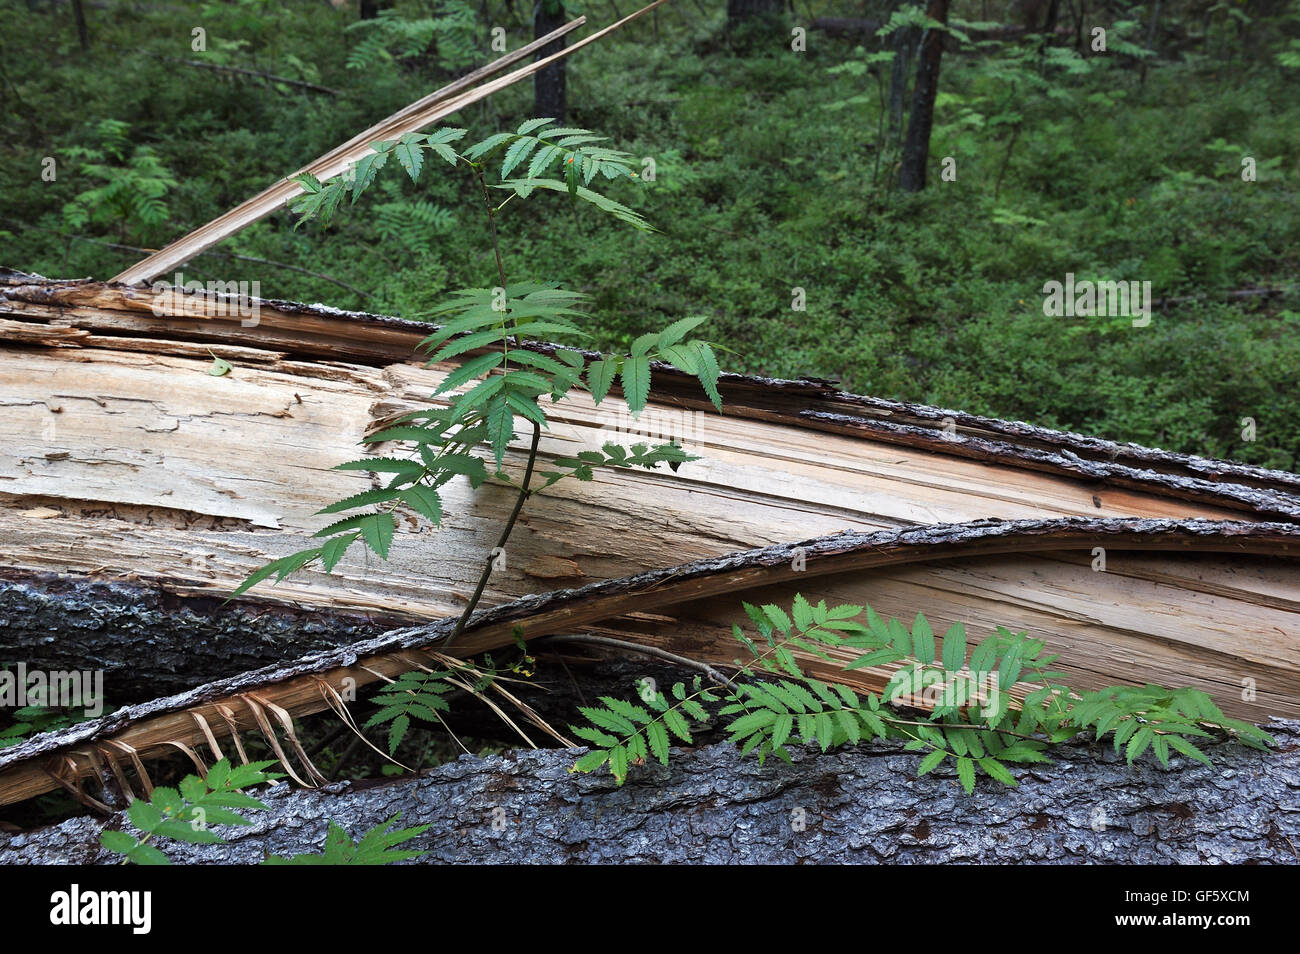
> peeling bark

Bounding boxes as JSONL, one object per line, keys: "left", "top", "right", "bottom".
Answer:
{"left": 3, "top": 722, "right": 1296, "bottom": 864}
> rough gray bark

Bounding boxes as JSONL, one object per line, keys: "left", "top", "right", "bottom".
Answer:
{"left": 0, "top": 573, "right": 396, "bottom": 701}
{"left": 3, "top": 722, "right": 1296, "bottom": 864}
{"left": 802, "top": 410, "right": 1300, "bottom": 520}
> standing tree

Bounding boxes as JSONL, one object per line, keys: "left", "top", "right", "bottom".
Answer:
{"left": 534, "top": 0, "right": 567, "bottom": 122}
{"left": 71, "top": 0, "right": 90, "bottom": 50}
{"left": 726, "top": 0, "right": 784, "bottom": 26}
{"left": 898, "top": 0, "right": 950, "bottom": 192}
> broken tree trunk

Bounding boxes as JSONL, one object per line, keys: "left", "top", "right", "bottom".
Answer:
{"left": 2, "top": 517, "right": 1297, "bottom": 810}
{"left": 3, "top": 272, "right": 1296, "bottom": 633}
{"left": 2, "top": 275, "right": 1298, "bottom": 811}
{"left": 3, "top": 722, "right": 1296, "bottom": 864}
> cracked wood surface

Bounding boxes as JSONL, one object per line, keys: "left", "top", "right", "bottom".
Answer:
{"left": 3, "top": 722, "right": 1297, "bottom": 864}
{"left": 2, "top": 274, "right": 1294, "bottom": 626}
{"left": 0, "top": 518, "right": 1295, "bottom": 808}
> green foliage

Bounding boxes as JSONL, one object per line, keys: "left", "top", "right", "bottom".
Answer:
{"left": 537, "top": 440, "right": 698, "bottom": 490}
{"left": 344, "top": 5, "right": 479, "bottom": 75}
{"left": 264, "top": 813, "right": 429, "bottom": 865}
{"left": 0, "top": 704, "right": 95, "bottom": 748}
{"left": 237, "top": 120, "right": 723, "bottom": 596}
{"left": 8, "top": 5, "right": 1299, "bottom": 469}
{"left": 365, "top": 668, "right": 459, "bottom": 754}
{"left": 60, "top": 119, "right": 177, "bottom": 241}
{"left": 100, "top": 759, "right": 279, "bottom": 864}
{"left": 572, "top": 595, "right": 1274, "bottom": 792}
{"left": 99, "top": 760, "right": 427, "bottom": 865}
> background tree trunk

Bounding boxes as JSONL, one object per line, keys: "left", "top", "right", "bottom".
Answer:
{"left": 726, "top": 0, "right": 785, "bottom": 26}
{"left": 71, "top": 0, "right": 89, "bottom": 51}
{"left": 898, "top": 0, "right": 951, "bottom": 192}
{"left": 888, "top": 16, "right": 920, "bottom": 148}
{"left": 4, "top": 724, "right": 1296, "bottom": 863}
{"left": 534, "top": 0, "right": 567, "bottom": 123}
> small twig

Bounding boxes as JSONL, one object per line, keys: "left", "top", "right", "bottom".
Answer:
{"left": 122, "top": 48, "right": 340, "bottom": 95}
{"left": 541, "top": 633, "right": 739, "bottom": 688}
{"left": 3, "top": 221, "right": 375, "bottom": 301}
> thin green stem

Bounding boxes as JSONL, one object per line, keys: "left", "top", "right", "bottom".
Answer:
{"left": 443, "top": 419, "right": 541, "bottom": 648}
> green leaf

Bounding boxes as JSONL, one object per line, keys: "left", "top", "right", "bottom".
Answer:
{"left": 918, "top": 749, "right": 946, "bottom": 775}
{"left": 587, "top": 358, "right": 617, "bottom": 404}
{"left": 762, "top": 603, "right": 793, "bottom": 634}
{"left": 401, "top": 486, "right": 442, "bottom": 524}
{"left": 570, "top": 725, "right": 619, "bottom": 747}
{"left": 978, "top": 757, "right": 1018, "bottom": 786}
{"left": 357, "top": 513, "right": 395, "bottom": 559}
{"left": 100, "top": 830, "right": 139, "bottom": 855}
{"left": 486, "top": 396, "right": 515, "bottom": 467}
{"left": 646, "top": 721, "right": 670, "bottom": 765}
{"left": 350, "top": 150, "right": 388, "bottom": 200}
{"left": 692, "top": 342, "right": 722, "bottom": 411}
{"left": 433, "top": 352, "right": 504, "bottom": 396}
{"left": 1165, "top": 734, "right": 1213, "bottom": 766}
{"left": 968, "top": 633, "right": 999, "bottom": 675}
{"left": 656, "top": 315, "right": 708, "bottom": 350}
{"left": 517, "top": 117, "right": 556, "bottom": 136}
{"left": 942, "top": 622, "right": 968, "bottom": 673}
{"left": 318, "top": 487, "right": 406, "bottom": 514}
{"left": 579, "top": 705, "right": 635, "bottom": 736}
{"left": 464, "top": 132, "right": 514, "bottom": 160}
{"left": 501, "top": 135, "right": 541, "bottom": 179}
{"left": 956, "top": 757, "right": 975, "bottom": 793}
{"left": 127, "top": 799, "right": 164, "bottom": 833}
{"left": 791, "top": 593, "right": 815, "bottom": 632}
{"left": 662, "top": 708, "right": 693, "bottom": 743}
{"left": 394, "top": 135, "right": 424, "bottom": 183}
{"left": 571, "top": 749, "right": 611, "bottom": 773}
{"left": 620, "top": 356, "right": 650, "bottom": 415}
{"left": 208, "top": 355, "right": 233, "bottom": 377}
{"left": 388, "top": 714, "right": 409, "bottom": 754}
{"left": 127, "top": 843, "right": 172, "bottom": 865}
{"left": 608, "top": 744, "right": 629, "bottom": 783}
{"left": 1126, "top": 726, "right": 1154, "bottom": 764}
{"left": 153, "top": 818, "right": 222, "bottom": 844}
{"left": 912, "top": 613, "right": 935, "bottom": 664}
{"left": 334, "top": 457, "right": 426, "bottom": 479}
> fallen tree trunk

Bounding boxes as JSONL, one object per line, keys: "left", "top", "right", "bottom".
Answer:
{"left": 2, "top": 517, "right": 1297, "bottom": 810}
{"left": 3, "top": 722, "right": 1296, "bottom": 864}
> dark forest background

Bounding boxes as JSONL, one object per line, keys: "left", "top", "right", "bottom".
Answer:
{"left": 3, "top": 0, "right": 1297, "bottom": 468}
